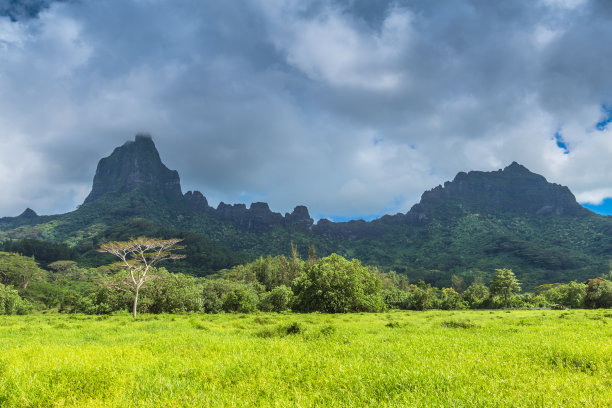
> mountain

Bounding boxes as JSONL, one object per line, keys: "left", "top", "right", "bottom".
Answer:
{"left": 84, "top": 134, "right": 182, "bottom": 204}
{"left": 408, "top": 161, "right": 587, "bottom": 218}
{"left": 1, "top": 135, "right": 611, "bottom": 289}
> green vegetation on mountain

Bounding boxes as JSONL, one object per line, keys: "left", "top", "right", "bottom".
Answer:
{"left": 1, "top": 136, "right": 611, "bottom": 290}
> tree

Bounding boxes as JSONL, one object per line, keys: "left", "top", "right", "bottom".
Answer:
{"left": 407, "top": 284, "right": 439, "bottom": 311}
{"left": 307, "top": 244, "right": 318, "bottom": 265}
{"left": 144, "top": 269, "right": 203, "bottom": 313}
{"left": 292, "top": 254, "right": 384, "bottom": 313}
{"left": 585, "top": 277, "right": 612, "bottom": 308}
{"left": 98, "top": 237, "right": 185, "bottom": 318}
{"left": 259, "top": 285, "right": 294, "bottom": 312}
{"left": 540, "top": 281, "right": 587, "bottom": 308}
{"left": 450, "top": 274, "right": 466, "bottom": 292}
{"left": 440, "top": 287, "right": 466, "bottom": 310}
{"left": 462, "top": 283, "right": 490, "bottom": 308}
{"left": 0, "top": 283, "right": 32, "bottom": 315}
{"left": 489, "top": 268, "right": 521, "bottom": 308}
{"left": 0, "top": 252, "right": 46, "bottom": 294}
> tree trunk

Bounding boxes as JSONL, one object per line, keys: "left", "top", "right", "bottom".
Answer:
{"left": 133, "top": 286, "right": 140, "bottom": 318}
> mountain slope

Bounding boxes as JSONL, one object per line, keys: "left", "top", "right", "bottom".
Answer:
{"left": 1, "top": 135, "right": 611, "bottom": 289}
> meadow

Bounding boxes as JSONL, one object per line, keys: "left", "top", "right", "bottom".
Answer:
{"left": 0, "top": 310, "right": 611, "bottom": 407}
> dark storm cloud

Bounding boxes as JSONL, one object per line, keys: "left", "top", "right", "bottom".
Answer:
{"left": 0, "top": 0, "right": 67, "bottom": 21}
{"left": 1, "top": 0, "right": 611, "bottom": 218}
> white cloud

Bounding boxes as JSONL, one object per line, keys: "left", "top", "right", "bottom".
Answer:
{"left": 260, "top": 2, "right": 412, "bottom": 90}
{"left": 1, "top": 0, "right": 612, "bottom": 219}
{"left": 541, "top": 0, "right": 587, "bottom": 9}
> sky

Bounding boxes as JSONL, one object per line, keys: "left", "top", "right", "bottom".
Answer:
{"left": 1, "top": 0, "right": 612, "bottom": 220}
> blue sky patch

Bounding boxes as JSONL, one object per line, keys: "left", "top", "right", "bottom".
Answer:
{"left": 554, "top": 131, "right": 569, "bottom": 154}
{"left": 321, "top": 214, "right": 380, "bottom": 222}
{"left": 596, "top": 105, "right": 612, "bottom": 131}
{"left": 582, "top": 199, "right": 612, "bottom": 216}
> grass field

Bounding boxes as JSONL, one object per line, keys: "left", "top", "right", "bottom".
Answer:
{"left": 1, "top": 310, "right": 611, "bottom": 407}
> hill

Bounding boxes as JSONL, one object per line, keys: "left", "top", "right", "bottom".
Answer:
{"left": 1, "top": 135, "right": 611, "bottom": 289}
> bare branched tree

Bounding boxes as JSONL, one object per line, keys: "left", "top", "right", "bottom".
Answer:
{"left": 98, "top": 237, "right": 185, "bottom": 318}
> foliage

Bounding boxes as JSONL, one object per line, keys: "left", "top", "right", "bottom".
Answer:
{"left": 489, "top": 268, "right": 521, "bottom": 308}
{"left": 462, "top": 283, "right": 490, "bottom": 309}
{"left": 226, "top": 253, "right": 303, "bottom": 290}
{"left": 405, "top": 284, "right": 439, "bottom": 311}
{"left": 440, "top": 287, "right": 467, "bottom": 310}
{"left": 540, "top": 281, "right": 587, "bottom": 308}
{"left": 200, "top": 279, "right": 260, "bottom": 314}
{"left": 0, "top": 283, "right": 32, "bottom": 314}
{"left": 4, "top": 232, "right": 612, "bottom": 314}
{"left": 0, "top": 239, "right": 76, "bottom": 267}
{"left": 0, "top": 252, "right": 46, "bottom": 294}
{"left": 292, "top": 254, "right": 385, "bottom": 313}
{"left": 141, "top": 269, "right": 203, "bottom": 313}
{"left": 585, "top": 278, "right": 612, "bottom": 308}
{"left": 259, "top": 285, "right": 294, "bottom": 312}
{"left": 4, "top": 182, "right": 612, "bottom": 291}
{"left": 98, "top": 237, "right": 185, "bottom": 317}
{"left": 221, "top": 285, "right": 259, "bottom": 313}
{"left": 382, "top": 288, "right": 411, "bottom": 310}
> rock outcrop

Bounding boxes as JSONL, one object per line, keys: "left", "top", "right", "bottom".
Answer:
{"left": 208, "top": 202, "right": 315, "bottom": 232}
{"left": 83, "top": 134, "right": 182, "bottom": 204}
{"left": 79, "top": 136, "right": 588, "bottom": 236}
{"left": 403, "top": 161, "right": 587, "bottom": 224}
{"left": 284, "top": 206, "right": 314, "bottom": 229}
{"left": 18, "top": 208, "right": 38, "bottom": 219}
{"left": 184, "top": 190, "right": 213, "bottom": 212}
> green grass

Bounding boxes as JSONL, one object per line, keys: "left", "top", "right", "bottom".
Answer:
{"left": 1, "top": 310, "right": 612, "bottom": 407}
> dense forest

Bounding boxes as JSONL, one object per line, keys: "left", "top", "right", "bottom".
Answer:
{"left": 0, "top": 235, "right": 610, "bottom": 316}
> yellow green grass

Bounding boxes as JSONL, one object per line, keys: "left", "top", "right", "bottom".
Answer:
{"left": 1, "top": 310, "right": 611, "bottom": 407}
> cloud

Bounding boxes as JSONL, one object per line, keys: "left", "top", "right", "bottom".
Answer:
{"left": 0, "top": 0, "right": 612, "bottom": 220}
{"left": 258, "top": 1, "right": 412, "bottom": 90}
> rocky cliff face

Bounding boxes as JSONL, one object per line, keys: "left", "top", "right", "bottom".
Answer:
{"left": 83, "top": 134, "right": 182, "bottom": 204}
{"left": 184, "top": 190, "right": 213, "bottom": 212}
{"left": 82, "top": 135, "right": 315, "bottom": 231}
{"left": 405, "top": 161, "right": 588, "bottom": 224}
{"left": 312, "top": 162, "right": 590, "bottom": 240}
{"left": 214, "top": 202, "right": 314, "bottom": 232}
{"left": 80, "top": 136, "right": 588, "bottom": 235}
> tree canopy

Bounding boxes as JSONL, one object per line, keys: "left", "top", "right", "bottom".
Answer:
{"left": 489, "top": 268, "right": 521, "bottom": 308}
{"left": 98, "top": 237, "right": 185, "bottom": 317}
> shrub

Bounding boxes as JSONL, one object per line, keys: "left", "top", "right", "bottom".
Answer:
{"left": 462, "top": 283, "right": 490, "bottom": 309}
{"left": 382, "top": 288, "right": 411, "bottom": 310}
{"left": 284, "top": 321, "right": 303, "bottom": 335}
{"left": 442, "top": 320, "right": 478, "bottom": 329}
{"left": 0, "top": 283, "right": 33, "bottom": 315}
{"left": 259, "top": 285, "right": 294, "bottom": 312}
{"left": 143, "top": 271, "right": 203, "bottom": 313}
{"left": 221, "top": 286, "right": 259, "bottom": 313}
{"left": 292, "top": 254, "right": 384, "bottom": 313}
{"left": 201, "top": 279, "right": 259, "bottom": 313}
{"left": 585, "top": 278, "right": 612, "bottom": 308}
{"left": 440, "top": 287, "right": 467, "bottom": 310}
{"left": 541, "top": 281, "right": 586, "bottom": 308}
{"left": 405, "top": 285, "right": 439, "bottom": 311}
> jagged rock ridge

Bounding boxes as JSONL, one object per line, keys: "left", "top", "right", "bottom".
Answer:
{"left": 83, "top": 135, "right": 314, "bottom": 232}
{"left": 22, "top": 135, "right": 587, "bottom": 236}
